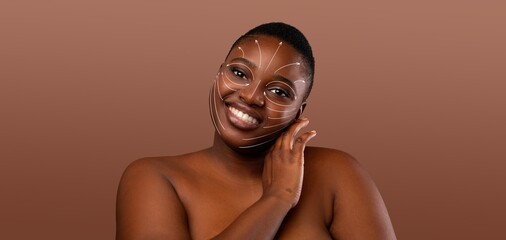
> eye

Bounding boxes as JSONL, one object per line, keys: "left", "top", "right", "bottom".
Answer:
{"left": 232, "top": 69, "right": 247, "bottom": 79}
{"left": 269, "top": 88, "right": 290, "bottom": 98}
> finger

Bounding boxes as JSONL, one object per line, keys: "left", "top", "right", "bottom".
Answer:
{"left": 283, "top": 118, "right": 309, "bottom": 150}
{"left": 268, "top": 130, "right": 283, "bottom": 152}
{"left": 293, "top": 130, "right": 317, "bottom": 155}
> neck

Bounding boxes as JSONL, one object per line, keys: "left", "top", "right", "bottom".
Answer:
{"left": 208, "top": 132, "right": 269, "bottom": 181}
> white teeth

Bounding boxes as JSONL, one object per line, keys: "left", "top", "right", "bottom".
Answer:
{"left": 228, "top": 106, "right": 259, "bottom": 125}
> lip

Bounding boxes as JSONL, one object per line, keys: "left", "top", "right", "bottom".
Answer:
{"left": 224, "top": 101, "right": 263, "bottom": 130}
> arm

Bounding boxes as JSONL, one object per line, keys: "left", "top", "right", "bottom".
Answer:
{"left": 329, "top": 152, "right": 397, "bottom": 240}
{"left": 211, "top": 118, "right": 317, "bottom": 239}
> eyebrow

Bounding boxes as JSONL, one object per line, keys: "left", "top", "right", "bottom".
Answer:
{"left": 269, "top": 75, "right": 297, "bottom": 95}
{"left": 229, "top": 57, "right": 256, "bottom": 70}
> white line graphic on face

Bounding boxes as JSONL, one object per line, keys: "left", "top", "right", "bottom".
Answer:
{"left": 220, "top": 72, "right": 240, "bottom": 92}
{"left": 261, "top": 78, "right": 305, "bottom": 128}
{"left": 209, "top": 84, "right": 221, "bottom": 135}
{"left": 264, "top": 78, "right": 309, "bottom": 106}
{"left": 224, "top": 64, "right": 251, "bottom": 87}
{"left": 267, "top": 80, "right": 297, "bottom": 98}
{"left": 239, "top": 138, "right": 275, "bottom": 149}
{"left": 274, "top": 62, "right": 301, "bottom": 74}
{"left": 267, "top": 106, "right": 297, "bottom": 112}
{"left": 216, "top": 75, "right": 225, "bottom": 100}
{"left": 223, "top": 71, "right": 248, "bottom": 88}
{"left": 264, "top": 99, "right": 293, "bottom": 107}
{"left": 219, "top": 38, "right": 308, "bottom": 146}
{"left": 263, "top": 78, "right": 308, "bottom": 108}
{"left": 263, "top": 92, "right": 293, "bottom": 107}
{"left": 268, "top": 111, "right": 297, "bottom": 120}
{"left": 228, "top": 40, "right": 301, "bottom": 104}
{"left": 264, "top": 42, "right": 283, "bottom": 72}
{"left": 263, "top": 79, "right": 307, "bottom": 124}
{"left": 261, "top": 105, "right": 298, "bottom": 129}
{"left": 263, "top": 119, "right": 294, "bottom": 129}
{"left": 229, "top": 42, "right": 261, "bottom": 99}
{"left": 237, "top": 47, "right": 245, "bottom": 58}
{"left": 213, "top": 81, "right": 226, "bottom": 130}
{"left": 225, "top": 61, "right": 263, "bottom": 107}
{"left": 255, "top": 40, "right": 262, "bottom": 68}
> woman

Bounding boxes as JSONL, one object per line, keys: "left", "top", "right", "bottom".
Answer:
{"left": 116, "top": 22, "right": 396, "bottom": 239}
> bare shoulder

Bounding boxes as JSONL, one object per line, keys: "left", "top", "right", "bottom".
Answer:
{"left": 115, "top": 152, "right": 205, "bottom": 240}
{"left": 120, "top": 149, "right": 207, "bottom": 182}
{"left": 304, "top": 146, "right": 364, "bottom": 183}
{"left": 302, "top": 146, "right": 371, "bottom": 200}
{"left": 303, "top": 146, "right": 397, "bottom": 240}
{"left": 119, "top": 155, "right": 174, "bottom": 178}
{"left": 304, "top": 146, "right": 358, "bottom": 167}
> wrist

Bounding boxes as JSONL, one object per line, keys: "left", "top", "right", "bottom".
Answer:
{"left": 260, "top": 193, "right": 295, "bottom": 211}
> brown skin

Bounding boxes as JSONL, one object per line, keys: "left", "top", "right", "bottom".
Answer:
{"left": 116, "top": 35, "right": 397, "bottom": 240}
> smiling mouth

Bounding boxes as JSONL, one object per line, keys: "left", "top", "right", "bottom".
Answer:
{"left": 228, "top": 106, "right": 259, "bottom": 125}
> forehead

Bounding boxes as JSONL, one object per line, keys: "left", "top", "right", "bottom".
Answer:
{"left": 226, "top": 35, "right": 309, "bottom": 78}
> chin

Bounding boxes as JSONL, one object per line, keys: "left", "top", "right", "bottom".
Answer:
{"left": 228, "top": 139, "right": 274, "bottom": 156}
{"left": 219, "top": 130, "right": 270, "bottom": 153}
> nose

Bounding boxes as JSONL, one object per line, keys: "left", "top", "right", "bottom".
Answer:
{"left": 238, "top": 80, "right": 265, "bottom": 107}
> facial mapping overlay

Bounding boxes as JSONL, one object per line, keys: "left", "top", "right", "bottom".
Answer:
{"left": 210, "top": 37, "right": 309, "bottom": 149}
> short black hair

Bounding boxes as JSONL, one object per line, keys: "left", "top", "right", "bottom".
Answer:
{"left": 228, "top": 22, "right": 315, "bottom": 101}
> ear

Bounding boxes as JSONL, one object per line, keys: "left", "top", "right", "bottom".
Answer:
{"left": 295, "top": 102, "right": 307, "bottom": 119}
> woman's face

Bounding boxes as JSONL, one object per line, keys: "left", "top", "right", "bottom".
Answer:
{"left": 210, "top": 35, "right": 310, "bottom": 152}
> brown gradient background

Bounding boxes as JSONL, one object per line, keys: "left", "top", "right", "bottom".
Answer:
{"left": 1, "top": 0, "right": 505, "bottom": 239}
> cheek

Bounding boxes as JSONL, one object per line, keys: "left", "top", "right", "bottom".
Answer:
{"left": 263, "top": 103, "right": 299, "bottom": 128}
{"left": 216, "top": 71, "right": 246, "bottom": 98}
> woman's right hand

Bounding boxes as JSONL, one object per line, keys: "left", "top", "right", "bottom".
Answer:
{"left": 261, "top": 118, "right": 317, "bottom": 208}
